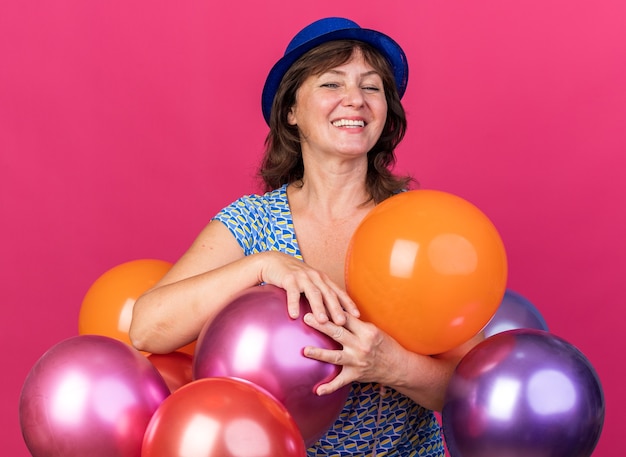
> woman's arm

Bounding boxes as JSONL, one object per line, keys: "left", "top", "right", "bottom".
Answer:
{"left": 387, "top": 332, "right": 484, "bottom": 411}
{"left": 130, "top": 220, "right": 358, "bottom": 354}
{"left": 130, "top": 220, "right": 257, "bottom": 353}
{"left": 302, "top": 313, "right": 483, "bottom": 412}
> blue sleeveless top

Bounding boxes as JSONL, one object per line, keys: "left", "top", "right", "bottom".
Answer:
{"left": 214, "top": 184, "right": 445, "bottom": 457}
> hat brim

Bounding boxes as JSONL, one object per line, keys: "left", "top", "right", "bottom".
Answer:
{"left": 261, "top": 27, "right": 408, "bottom": 125}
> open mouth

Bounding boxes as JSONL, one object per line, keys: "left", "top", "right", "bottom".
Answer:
{"left": 332, "top": 119, "right": 365, "bottom": 128}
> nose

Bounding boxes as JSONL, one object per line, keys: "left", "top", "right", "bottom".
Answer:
{"left": 342, "top": 83, "right": 365, "bottom": 108}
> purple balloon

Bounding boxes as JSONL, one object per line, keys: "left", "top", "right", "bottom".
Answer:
{"left": 193, "top": 284, "right": 350, "bottom": 447}
{"left": 442, "top": 329, "right": 605, "bottom": 457}
{"left": 483, "top": 289, "right": 549, "bottom": 337}
{"left": 20, "top": 335, "right": 170, "bottom": 457}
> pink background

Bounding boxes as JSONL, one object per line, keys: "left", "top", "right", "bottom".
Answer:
{"left": 2, "top": 1, "right": 624, "bottom": 455}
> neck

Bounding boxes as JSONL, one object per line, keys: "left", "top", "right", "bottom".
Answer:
{"left": 288, "top": 176, "right": 373, "bottom": 222}
{"left": 303, "top": 150, "right": 370, "bottom": 191}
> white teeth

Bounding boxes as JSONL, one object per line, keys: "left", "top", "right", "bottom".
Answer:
{"left": 332, "top": 119, "right": 365, "bottom": 128}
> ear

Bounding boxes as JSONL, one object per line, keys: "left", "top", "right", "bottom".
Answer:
{"left": 287, "top": 106, "right": 297, "bottom": 126}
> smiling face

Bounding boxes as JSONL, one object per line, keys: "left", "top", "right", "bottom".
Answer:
{"left": 287, "top": 49, "right": 388, "bottom": 161}
{"left": 260, "top": 40, "right": 407, "bottom": 194}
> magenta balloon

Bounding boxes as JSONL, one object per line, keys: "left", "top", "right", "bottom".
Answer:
{"left": 20, "top": 335, "right": 170, "bottom": 457}
{"left": 193, "top": 284, "right": 349, "bottom": 447}
{"left": 483, "top": 289, "right": 549, "bottom": 337}
{"left": 442, "top": 329, "right": 605, "bottom": 457}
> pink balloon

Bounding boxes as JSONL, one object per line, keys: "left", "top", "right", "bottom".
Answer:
{"left": 193, "top": 285, "right": 349, "bottom": 447}
{"left": 20, "top": 335, "right": 170, "bottom": 457}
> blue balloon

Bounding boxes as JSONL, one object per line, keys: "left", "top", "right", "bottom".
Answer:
{"left": 483, "top": 289, "right": 548, "bottom": 337}
{"left": 442, "top": 329, "right": 605, "bottom": 457}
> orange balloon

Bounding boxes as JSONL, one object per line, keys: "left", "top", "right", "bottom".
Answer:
{"left": 147, "top": 352, "right": 193, "bottom": 392}
{"left": 141, "top": 378, "right": 306, "bottom": 457}
{"left": 176, "top": 339, "right": 196, "bottom": 357}
{"left": 78, "top": 259, "right": 172, "bottom": 348}
{"left": 345, "top": 190, "right": 507, "bottom": 355}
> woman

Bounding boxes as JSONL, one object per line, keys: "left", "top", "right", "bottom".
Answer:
{"left": 130, "top": 17, "right": 481, "bottom": 456}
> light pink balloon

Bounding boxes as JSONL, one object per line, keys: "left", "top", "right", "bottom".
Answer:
{"left": 20, "top": 335, "right": 170, "bottom": 457}
{"left": 193, "top": 284, "right": 349, "bottom": 447}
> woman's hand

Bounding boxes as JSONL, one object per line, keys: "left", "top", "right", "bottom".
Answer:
{"left": 302, "top": 311, "right": 484, "bottom": 411}
{"left": 257, "top": 251, "right": 360, "bottom": 325}
{"left": 301, "top": 311, "right": 403, "bottom": 395}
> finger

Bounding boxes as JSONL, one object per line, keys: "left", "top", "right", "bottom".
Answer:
{"left": 303, "top": 345, "right": 353, "bottom": 395}
{"left": 285, "top": 288, "right": 302, "bottom": 319}
{"left": 303, "top": 313, "right": 351, "bottom": 345}
{"left": 334, "top": 287, "right": 360, "bottom": 318}
{"left": 284, "top": 272, "right": 326, "bottom": 321}
{"left": 301, "top": 285, "right": 329, "bottom": 323}
{"left": 339, "top": 311, "right": 363, "bottom": 333}
{"left": 308, "top": 279, "right": 348, "bottom": 325}
{"left": 314, "top": 371, "right": 353, "bottom": 396}
{"left": 306, "top": 273, "right": 341, "bottom": 323}
{"left": 321, "top": 288, "right": 346, "bottom": 326}
{"left": 303, "top": 341, "right": 343, "bottom": 364}
{"left": 287, "top": 292, "right": 300, "bottom": 319}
